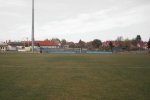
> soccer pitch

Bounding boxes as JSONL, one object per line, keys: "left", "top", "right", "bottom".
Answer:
{"left": 0, "top": 54, "right": 150, "bottom": 100}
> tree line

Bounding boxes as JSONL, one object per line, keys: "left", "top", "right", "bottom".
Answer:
{"left": 45, "top": 35, "right": 150, "bottom": 51}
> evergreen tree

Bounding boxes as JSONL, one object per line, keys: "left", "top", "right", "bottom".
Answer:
{"left": 136, "top": 35, "right": 142, "bottom": 42}
{"left": 92, "top": 39, "right": 102, "bottom": 48}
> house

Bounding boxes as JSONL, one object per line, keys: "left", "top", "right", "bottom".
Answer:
{"left": 138, "top": 42, "right": 148, "bottom": 50}
{"left": 35, "top": 41, "right": 59, "bottom": 48}
{"left": 0, "top": 42, "right": 8, "bottom": 52}
{"left": 7, "top": 42, "right": 24, "bottom": 51}
{"left": 102, "top": 41, "right": 110, "bottom": 47}
{"left": 5, "top": 40, "right": 60, "bottom": 52}
{"left": 24, "top": 41, "right": 60, "bottom": 49}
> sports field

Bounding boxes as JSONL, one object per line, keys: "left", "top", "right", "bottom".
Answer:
{"left": 0, "top": 54, "right": 150, "bottom": 100}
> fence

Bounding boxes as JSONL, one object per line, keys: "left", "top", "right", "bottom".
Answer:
{"left": 40, "top": 48, "right": 112, "bottom": 54}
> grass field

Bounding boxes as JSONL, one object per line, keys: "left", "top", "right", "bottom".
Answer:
{"left": 0, "top": 53, "right": 150, "bottom": 100}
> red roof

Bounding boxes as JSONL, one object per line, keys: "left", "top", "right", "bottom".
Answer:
{"left": 35, "top": 41, "right": 58, "bottom": 46}
{"left": 24, "top": 41, "right": 58, "bottom": 46}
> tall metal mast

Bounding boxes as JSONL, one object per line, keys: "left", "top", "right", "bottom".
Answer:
{"left": 32, "top": 0, "right": 34, "bottom": 52}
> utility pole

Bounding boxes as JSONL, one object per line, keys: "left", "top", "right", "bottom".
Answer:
{"left": 32, "top": 0, "right": 35, "bottom": 52}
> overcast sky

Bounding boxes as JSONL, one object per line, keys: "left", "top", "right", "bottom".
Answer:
{"left": 0, "top": 0, "right": 150, "bottom": 42}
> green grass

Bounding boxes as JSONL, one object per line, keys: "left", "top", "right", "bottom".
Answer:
{"left": 0, "top": 53, "right": 150, "bottom": 100}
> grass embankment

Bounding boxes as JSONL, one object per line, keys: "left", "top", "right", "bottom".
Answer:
{"left": 0, "top": 54, "right": 150, "bottom": 100}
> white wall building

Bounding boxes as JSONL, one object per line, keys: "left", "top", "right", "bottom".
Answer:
{"left": 0, "top": 42, "right": 8, "bottom": 52}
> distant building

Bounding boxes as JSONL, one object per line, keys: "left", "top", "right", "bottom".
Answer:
{"left": 63, "top": 45, "right": 69, "bottom": 48}
{"left": 138, "top": 42, "right": 148, "bottom": 50}
{"left": 0, "top": 42, "right": 8, "bottom": 52}
{"left": 5, "top": 40, "right": 60, "bottom": 52}
{"left": 24, "top": 40, "right": 60, "bottom": 48}
{"left": 102, "top": 41, "right": 148, "bottom": 50}
{"left": 35, "top": 41, "right": 59, "bottom": 48}
{"left": 7, "top": 42, "right": 24, "bottom": 51}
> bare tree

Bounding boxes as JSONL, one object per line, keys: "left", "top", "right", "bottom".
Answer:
{"left": 78, "top": 40, "right": 86, "bottom": 53}
{"left": 61, "top": 39, "right": 67, "bottom": 48}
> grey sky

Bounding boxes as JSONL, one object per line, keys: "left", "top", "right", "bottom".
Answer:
{"left": 0, "top": 0, "right": 150, "bottom": 42}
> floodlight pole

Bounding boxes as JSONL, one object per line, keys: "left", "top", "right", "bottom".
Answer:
{"left": 31, "top": 0, "right": 35, "bottom": 53}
